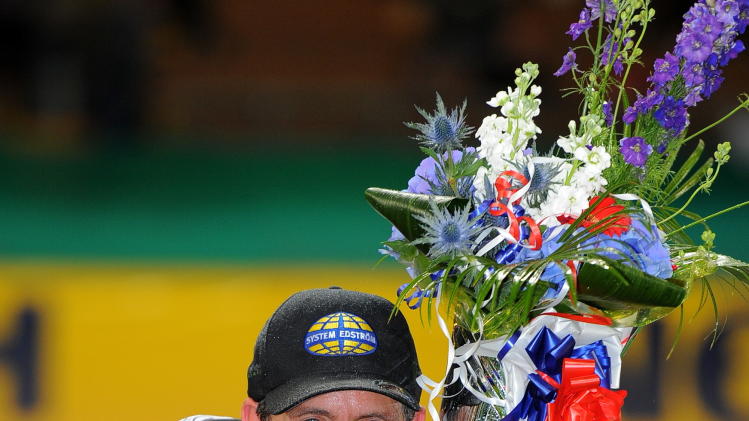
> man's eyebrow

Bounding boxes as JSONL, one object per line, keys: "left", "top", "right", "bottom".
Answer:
{"left": 354, "top": 412, "right": 398, "bottom": 421}
{"left": 286, "top": 407, "right": 333, "bottom": 418}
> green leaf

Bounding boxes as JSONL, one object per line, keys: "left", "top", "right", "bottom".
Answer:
{"left": 576, "top": 257, "right": 687, "bottom": 310}
{"left": 661, "top": 157, "right": 713, "bottom": 205}
{"left": 662, "top": 139, "right": 705, "bottom": 200}
{"left": 364, "top": 187, "right": 468, "bottom": 253}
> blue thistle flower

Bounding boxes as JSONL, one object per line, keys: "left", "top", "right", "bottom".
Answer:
{"left": 414, "top": 201, "right": 482, "bottom": 258}
{"left": 503, "top": 158, "right": 564, "bottom": 208}
{"left": 405, "top": 93, "right": 474, "bottom": 153}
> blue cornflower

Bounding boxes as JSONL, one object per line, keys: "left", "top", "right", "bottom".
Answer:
{"left": 567, "top": 8, "right": 593, "bottom": 40}
{"left": 653, "top": 96, "right": 688, "bottom": 134}
{"left": 648, "top": 52, "right": 680, "bottom": 87}
{"left": 405, "top": 93, "right": 474, "bottom": 153}
{"left": 414, "top": 201, "right": 483, "bottom": 258}
{"left": 554, "top": 48, "right": 577, "bottom": 77}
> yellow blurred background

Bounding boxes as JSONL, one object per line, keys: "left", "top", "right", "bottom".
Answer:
{"left": 0, "top": 1, "right": 748, "bottom": 420}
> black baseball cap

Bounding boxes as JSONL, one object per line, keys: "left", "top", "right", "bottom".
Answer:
{"left": 247, "top": 287, "right": 422, "bottom": 414}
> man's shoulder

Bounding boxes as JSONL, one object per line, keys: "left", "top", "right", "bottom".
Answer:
{"left": 178, "top": 416, "right": 240, "bottom": 421}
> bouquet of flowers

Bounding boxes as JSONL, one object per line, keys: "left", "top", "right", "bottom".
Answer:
{"left": 366, "top": 1, "right": 749, "bottom": 420}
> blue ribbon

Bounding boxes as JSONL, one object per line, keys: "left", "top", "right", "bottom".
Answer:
{"left": 499, "top": 326, "right": 612, "bottom": 421}
{"left": 396, "top": 272, "right": 443, "bottom": 309}
{"left": 494, "top": 204, "right": 527, "bottom": 264}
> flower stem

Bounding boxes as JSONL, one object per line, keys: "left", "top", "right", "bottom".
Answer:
{"left": 658, "top": 163, "right": 721, "bottom": 226}
{"left": 665, "top": 200, "right": 749, "bottom": 238}
{"left": 610, "top": 5, "right": 650, "bottom": 144}
{"left": 681, "top": 97, "right": 749, "bottom": 143}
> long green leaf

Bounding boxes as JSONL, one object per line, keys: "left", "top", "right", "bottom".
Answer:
{"left": 576, "top": 257, "right": 687, "bottom": 309}
{"left": 661, "top": 157, "right": 713, "bottom": 205}
{"left": 364, "top": 188, "right": 468, "bottom": 253}
{"left": 661, "top": 139, "right": 705, "bottom": 200}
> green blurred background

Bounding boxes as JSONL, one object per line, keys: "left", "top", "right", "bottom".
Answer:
{"left": 0, "top": 1, "right": 748, "bottom": 420}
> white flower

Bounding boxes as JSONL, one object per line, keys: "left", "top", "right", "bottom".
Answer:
{"left": 476, "top": 114, "right": 508, "bottom": 141}
{"left": 573, "top": 146, "right": 611, "bottom": 172}
{"left": 549, "top": 185, "right": 590, "bottom": 217}
{"left": 487, "top": 90, "right": 509, "bottom": 108}
{"left": 572, "top": 165, "right": 609, "bottom": 195}
{"left": 530, "top": 85, "right": 542, "bottom": 97}
{"left": 557, "top": 134, "right": 586, "bottom": 154}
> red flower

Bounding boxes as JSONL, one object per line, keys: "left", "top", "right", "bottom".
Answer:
{"left": 557, "top": 196, "right": 631, "bottom": 237}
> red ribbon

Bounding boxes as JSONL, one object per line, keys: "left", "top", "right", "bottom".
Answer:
{"left": 541, "top": 312, "right": 614, "bottom": 326}
{"left": 544, "top": 358, "right": 627, "bottom": 421}
{"left": 488, "top": 171, "right": 542, "bottom": 251}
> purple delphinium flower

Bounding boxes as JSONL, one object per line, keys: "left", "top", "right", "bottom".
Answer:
{"left": 619, "top": 136, "right": 653, "bottom": 168}
{"left": 600, "top": 34, "right": 626, "bottom": 75}
{"left": 623, "top": 90, "right": 664, "bottom": 124}
{"left": 690, "top": 12, "right": 724, "bottom": 42}
{"left": 682, "top": 61, "right": 706, "bottom": 86}
{"left": 623, "top": 106, "right": 638, "bottom": 125}
{"left": 647, "top": 0, "right": 746, "bottom": 115}
{"left": 684, "top": 88, "right": 703, "bottom": 106}
{"left": 653, "top": 96, "right": 688, "bottom": 134}
{"left": 635, "top": 89, "right": 664, "bottom": 113}
{"left": 736, "top": 1, "right": 749, "bottom": 33}
{"left": 567, "top": 8, "right": 593, "bottom": 40}
{"left": 657, "top": 140, "right": 669, "bottom": 154}
{"left": 678, "top": 32, "right": 714, "bottom": 62}
{"left": 566, "top": 0, "right": 615, "bottom": 41}
{"left": 717, "top": 0, "right": 740, "bottom": 24}
{"left": 586, "top": 0, "right": 617, "bottom": 23}
{"left": 554, "top": 48, "right": 577, "bottom": 77}
{"left": 720, "top": 39, "right": 745, "bottom": 65}
{"left": 648, "top": 52, "right": 680, "bottom": 87}
{"left": 602, "top": 101, "right": 613, "bottom": 126}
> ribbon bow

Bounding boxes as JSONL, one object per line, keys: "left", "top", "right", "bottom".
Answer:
{"left": 501, "top": 326, "right": 624, "bottom": 421}
{"left": 544, "top": 359, "right": 627, "bottom": 421}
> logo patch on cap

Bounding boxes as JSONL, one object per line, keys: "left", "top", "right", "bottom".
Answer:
{"left": 304, "top": 312, "right": 378, "bottom": 356}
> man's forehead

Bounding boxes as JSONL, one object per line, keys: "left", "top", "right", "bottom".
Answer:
{"left": 286, "top": 390, "right": 402, "bottom": 416}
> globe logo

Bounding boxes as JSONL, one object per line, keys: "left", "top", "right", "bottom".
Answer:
{"left": 304, "top": 312, "right": 378, "bottom": 356}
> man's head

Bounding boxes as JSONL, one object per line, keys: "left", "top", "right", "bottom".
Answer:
{"left": 241, "top": 287, "right": 424, "bottom": 421}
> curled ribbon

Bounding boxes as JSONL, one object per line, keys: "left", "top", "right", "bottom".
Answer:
{"left": 474, "top": 170, "right": 543, "bottom": 258}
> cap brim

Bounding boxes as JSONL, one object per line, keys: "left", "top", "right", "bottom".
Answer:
{"left": 260, "top": 374, "right": 421, "bottom": 415}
